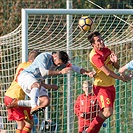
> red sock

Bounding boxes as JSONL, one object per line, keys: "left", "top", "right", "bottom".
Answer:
{"left": 16, "top": 129, "right": 22, "bottom": 133}
{"left": 86, "top": 115, "right": 104, "bottom": 133}
{"left": 22, "top": 126, "right": 32, "bottom": 133}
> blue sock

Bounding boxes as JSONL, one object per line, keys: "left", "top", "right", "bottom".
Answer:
{"left": 30, "top": 88, "right": 39, "bottom": 108}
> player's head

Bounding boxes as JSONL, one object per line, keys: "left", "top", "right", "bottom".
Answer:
{"left": 82, "top": 80, "right": 92, "bottom": 96}
{"left": 88, "top": 31, "right": 105, "bottom": 50}
{"left": 52, "top": 51, "right": 69, "bottom": 66}
{"left": 28, "top": 49, "right": 41, "bottom": 62}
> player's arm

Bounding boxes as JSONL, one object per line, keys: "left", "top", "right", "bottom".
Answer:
{"left": 80, "top": 68, "right": 96, "bottom": 77}
{"left": 48, "top": 67, "right": 72, "bottom": 76}
{"left": 119, "top": 60, "right": 133, "bottom": 75}
{"left": 41, "top": 82, "right": 58, "bottom": 91}
{"left": 110, "top": 52, "right": 119, "bottom": 69}
{"left": 100, "top": 65, "right": 129, "bottom": 81}
{"left": 67, "top": 63, "right": 95, "bottom": 77}
{"left": 119, "top": 65, "right": 127, "bottom": 75}
{"left": 39, "top": 62, "right": 72, "bottom": 77}
{"left": 113, "top": 62, "right": 119, "bottom": 69}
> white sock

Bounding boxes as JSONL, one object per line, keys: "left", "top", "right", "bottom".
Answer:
{"left": 18, "top": 100, "right": 31, "bottom": 107}
{"left": 30, "top": 88, "right": 39, "bottom": 108}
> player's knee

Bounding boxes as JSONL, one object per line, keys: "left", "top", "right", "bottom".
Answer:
{"left": 25, "top": 119, "right": 34, "bottom": 128}
{"left": 44, "top": 97, "right": 50, "bottom": 106}
{"left": 16, "top": 120, "right": 25, "bottom": 129}
{"left": 103, "top": 108, "right": 113, "bottom": 118}
{"left": 104, "top": 112, "right": 112, "bottom": 118}
{"left": 39, "top": 96, "right": 50, "bottom": 107}
{"left": 31, "top": 82, "right": 41, "bottom": 89}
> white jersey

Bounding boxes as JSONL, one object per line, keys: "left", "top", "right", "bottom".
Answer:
{"left": 126, "top": 60, "right": 133, "bottom": 70}
{"left": 21, "top": 52, "right": 53, "bottom": 82}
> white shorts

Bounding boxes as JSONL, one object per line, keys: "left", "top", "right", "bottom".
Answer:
{"left": 39, "top": 86, "right": 48, "bottom": 97}
{"left": 18, "top": 72, "right": 48, "bottom": 97}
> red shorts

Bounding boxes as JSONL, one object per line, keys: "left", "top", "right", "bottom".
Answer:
{"left": 93, "top": 85, "right": 115, "bottom": 109}
{"left": 4, "top": 96, "right": 33, "bottom": 121}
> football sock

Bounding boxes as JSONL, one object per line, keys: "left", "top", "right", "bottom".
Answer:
{"left": 18, "top": 100, "right": 31, "bottom": 107}
{"left": 16, "top": 129, "right": 22, "bottom": 133}
{"left": 22, "top": 126, "right": 31, "bottom": 133}
{"left": 30, "top": 88, "right": 39, "bottom": 108}
{"left": 86, "top": 115, "right": 104, "bottom": 133}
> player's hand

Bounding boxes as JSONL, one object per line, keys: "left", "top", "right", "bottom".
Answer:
{"left": 51, "top": 84, "right": 58, "bottom": 90}
{"left": 110, "top": 52, "right": 118, "bottom": 63}
{"left": 60, "top": 67, "right": 72, "bottom": 74}
{"left": 84, "top": 71, "right": 96, "bottom": 77}
{"left": 120, "top": 74, "right": 132, "bottom": 82}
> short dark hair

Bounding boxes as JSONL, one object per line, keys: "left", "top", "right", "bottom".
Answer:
{"left": 88, "top": 31, "right": 101, "bottom": 44}
{"left": 57, "top": 51, "right": 69, "bottom": 64}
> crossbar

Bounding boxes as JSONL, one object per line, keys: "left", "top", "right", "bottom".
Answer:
{"left": 23, "top": 9, "right": 133, "bottom": 15}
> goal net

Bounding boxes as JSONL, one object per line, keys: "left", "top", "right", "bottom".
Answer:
{"left": 0, "top": 9, "right": 133, "bottom": 133}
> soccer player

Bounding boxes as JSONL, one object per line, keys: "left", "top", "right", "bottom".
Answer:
{"left": 17, "top": 51, "right": 95, "bottom": 115}
{"left": 85, "top": 31, "right": 130, "bottom": 133}
{"left": 119, "top": 60, "right": 133, "bottom": 75}
{"left": 74, "top": 80, "right": 99, "bottom": 133}
{"left": 4, "top": 49, "right": 51, "bottom": 133}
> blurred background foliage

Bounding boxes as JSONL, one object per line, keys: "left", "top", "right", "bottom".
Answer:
{"left": 0, "top": 0, "right": 133, "bottom": 36}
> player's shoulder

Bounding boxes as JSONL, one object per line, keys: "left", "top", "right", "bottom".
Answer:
{"left": 103, "top": 47, "right": 111, "bottom": 53}
{"left": 18, "top": 62, "right": 31, "bottom": 67}
{"left": 77, "top": 94, "right": 84, "bottom": 99}
{"left": 17, "top": 62, "right": 31, "bottom": 68}
{"left": 38, "top": 52, "right": 52, "bottom": 59}
{"left": 128, "top": 60, "right": 133, "bottom": 65}
{"left": 126, "top": 60, "right": 133, "bottom": 70}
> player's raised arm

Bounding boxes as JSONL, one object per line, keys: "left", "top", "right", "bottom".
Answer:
{"left": 68, "top": 63, "right": 96, "bottom": 77}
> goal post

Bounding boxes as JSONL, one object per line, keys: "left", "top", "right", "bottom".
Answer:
{"left": 0, "top": 8, "right": 133, "bottom": 133}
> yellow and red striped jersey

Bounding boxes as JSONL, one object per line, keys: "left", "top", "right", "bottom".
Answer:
{"left": 89, "top": 47, "right": 115, "bottom": 87}
{"left": 5, "top": 62, "right": 31, "bottom": 100}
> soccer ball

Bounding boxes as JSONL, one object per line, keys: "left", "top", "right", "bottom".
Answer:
{"left": 78, "top": 16, "right": 93, "bottom": 31}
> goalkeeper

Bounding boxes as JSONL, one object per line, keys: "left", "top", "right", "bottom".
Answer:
{"left": 74, "top": 80, "right": 99, "bottom": 133}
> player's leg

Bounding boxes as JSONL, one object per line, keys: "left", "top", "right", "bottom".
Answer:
{"left": 30, "top": 86, "right": 50, "bottom": 114}
{"left": 6, "top": 98, "right": 18, "bottom": 109}
{"left": 22, "top": 120, "right": 33, "bottom": 133}
{"left": 38, "top": 86, "right": 50, "bottom": 107}
{"left": 15, "top": 120, "right": 25, "bottom": 133}
{"left": 17, "top": 72, "right": 41, "bottom": 114}
{"left": 22, "top": 107, "right": 34, "bottom": 133}
{"left": 15, "top": 113, "right": 33, "bottom": 133}
{"left": 6, "top": 86, "right": 49, "bottom": 114}
{"left": 85, "top": 85, "right": 115, "bottom": 133}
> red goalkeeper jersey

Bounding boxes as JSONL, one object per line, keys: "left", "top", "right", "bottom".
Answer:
{"left": 74, "top": 93, "right": 98, "bottom": 120}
